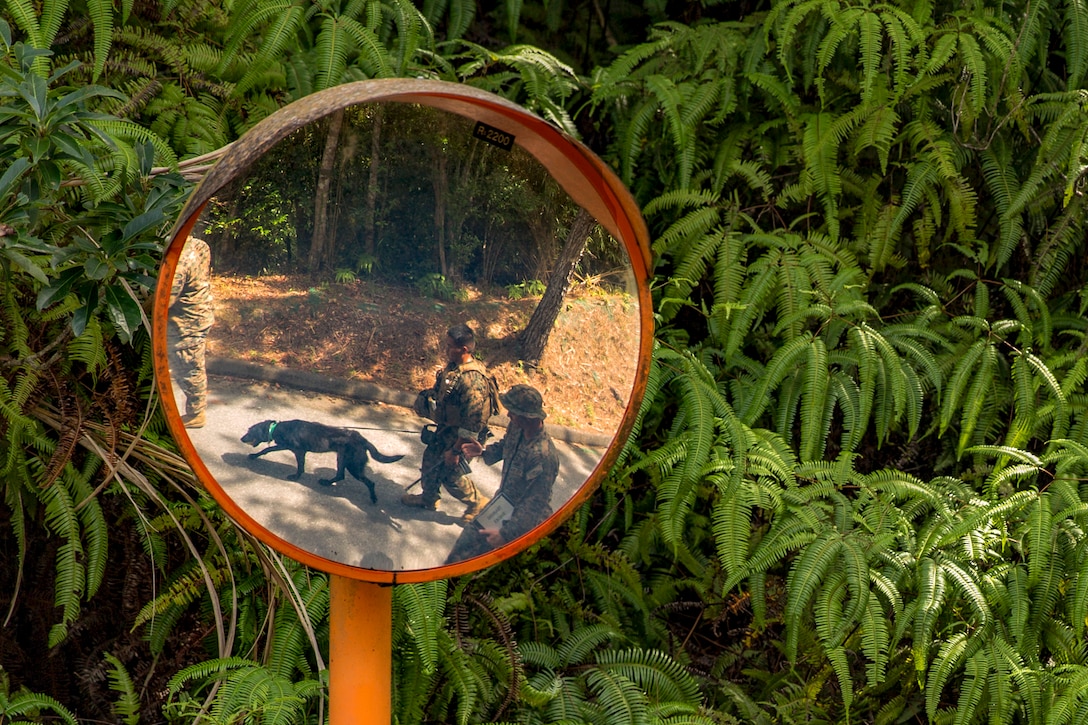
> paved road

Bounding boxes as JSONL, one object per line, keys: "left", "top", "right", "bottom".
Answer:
{"left": 176, "top": 373, "right": 610, "bottom": 572}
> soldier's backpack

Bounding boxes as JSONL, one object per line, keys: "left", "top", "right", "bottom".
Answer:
{"left": 459, "top": 359, "right": 500, "bottom": 419}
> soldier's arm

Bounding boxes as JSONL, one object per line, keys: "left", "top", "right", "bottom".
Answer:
{"left": 169, "top": 256, "right": 190, "bottom": 307}
{"left": 480, "top": 438, "right": 505, "bottom": 466}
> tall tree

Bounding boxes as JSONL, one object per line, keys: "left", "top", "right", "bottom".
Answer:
{"left": 518, "top": 207, "right": 594, "bottom": 365}
{"left": 309, "top": 109, "right": 345, "bottom": 271}
{"left": 363, "top": 103, "right": 383, "bottom": 256}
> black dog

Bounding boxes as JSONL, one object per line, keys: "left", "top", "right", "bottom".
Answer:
{"left": 241, "top": 419, "right": 404, "bottom": 502}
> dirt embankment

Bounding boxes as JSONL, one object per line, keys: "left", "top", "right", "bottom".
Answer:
{"left": 208, "top": 275, "right": 642, "bottom": 433}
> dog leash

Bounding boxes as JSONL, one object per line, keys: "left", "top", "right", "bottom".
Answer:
{"left": 401, "top": 460, "right": 444, "bottom": 492}
{"left": 342, "top": 425, "right": 422, "bottom": 434}
{"left": 402, "top": 455, "right": 471, "bottom": 492}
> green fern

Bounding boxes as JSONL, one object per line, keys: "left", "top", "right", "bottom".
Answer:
{"left": 166, "top": 657, "right": 322, "bottom": 724}
{"left": 102, "top": 652, "right": 141, "bottom": 725}
{"left": 0, "top": 671, "right": 78, "bottom": 724}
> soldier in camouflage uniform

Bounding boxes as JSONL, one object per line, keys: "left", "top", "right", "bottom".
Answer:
{"left": 403, "top": 323, "right": 497, "bottom": 522}
{"left": 444, "top": 384, "right": 559, "bottom": 564}
{"left": 167, "top": 237, "right": 214, "bottom": 428}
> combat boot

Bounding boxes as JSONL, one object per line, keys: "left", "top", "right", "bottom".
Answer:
{"left": 182, "top": 397, "right": 206, "bottom": 428}
{"left": 183, "top": 411, "right": 206, "bottom": 428}
{"left": 460, "top": 496, "right": 490, "bottom": 523}
{"left": 401, "top": 493, "right": 438, "bottom": 510}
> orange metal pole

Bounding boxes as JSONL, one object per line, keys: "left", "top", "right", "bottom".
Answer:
{"left": 329, "top": 576, "right": 392, "bottom": 724}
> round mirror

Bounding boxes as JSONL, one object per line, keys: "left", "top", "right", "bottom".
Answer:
{"left": 153, "top": 80, "right": 652, "bottom": 583}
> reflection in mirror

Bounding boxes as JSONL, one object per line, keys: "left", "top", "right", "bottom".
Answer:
{"left": 166, "top": 102, "right": 641, "bottom": 571}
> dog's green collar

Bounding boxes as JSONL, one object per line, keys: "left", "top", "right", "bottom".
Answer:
{"left": 268, "top": 421, "right": 277, "bottom": 437}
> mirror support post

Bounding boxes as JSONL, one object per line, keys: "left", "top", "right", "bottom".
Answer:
{"left": 329, "top": 576, "right": 392, "bottom": 723}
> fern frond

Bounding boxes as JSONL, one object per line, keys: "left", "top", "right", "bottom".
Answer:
{"left": 785, "top": 530, "right": 842, "bottom": 660}
{"left": 1065, "top": 0, "right": 1088, "bottom": 87}
{"left": 519, "top": 641, "right": 561, "bottom": 670}
{"left": 38, "top": 476, "right": 86, "bottom": 647}
{"left": 616, "top": 98, "right": 659, "bottom": 186}
{"left": 1003, "top": 565, "right": 1031, "bottom": 651}
{"left": 855, "top": 105, "right": 899, "bottom": 175}
{"left": 933, "top": 490, "right": 1037, "bottom": 551}
{"left": 799, "top": 338, "right": 830, "bottom": 461}
{"left": 857, "top": 10, "right": 882, "bottom": 103}
{"left": 724, "top": 517, "right": 817, "bottom": 593}
{"left": 0, "top": 685, "right": 77, "bottom": 724}
{"left": 912, "top": 556, "right": 946, "bottom": 674}
{"left": 801, "top": 112, "right": 855, "bottom": 241}
{"left": 78, "top": 0, "right": 112, "bottom": 81}
{"left": 557, "top": 623, "right": 618, "bottom": 666}
{"left": 234, "top": 4, "right": 305, "bottom": 95}
{"left": 594, "top": 648, "right": 702, "bottom": 704}
{"left": 341, "top": 16, "right": 393, "bottom": 77}
{"left": 721, "top": 257, "right": 778, "bottom": 360}
{"left": 71, "top": 464, "right": 107, "bottom": 599}
{"left": 739, "top": 332, "right": 812, "bottom": 423}
{"left": 951, "top": 650, "right": 990, "bottom": 725}
{"left": 815, "top": 8, "right": 861, "bottom": 79}
{"left": 5, "top": 0, "right": 44, "bottom": 50}
{"left": 103, "top": 652, "right": 140, "bottom": 725}
{"left": 826, "top": 644, "right": 854, "bottom": 713}
{"left": 860, "top": 594, "right": 891, "bottom": 685}
{"left": 939, "top": 559, "right": 990, "bottom": 627}
{"left": 980, "top": 146, "right": 1025, "bottom": 270}
{"left": 712, "top": 482, "right": 753, "bottom": 588}
{"left": 395, "top": 580, "right": 448, "bottom": 676}
{"left": 956, "top": 341, "right": 999, "bottom": 457}
{"left": 584, "top": 666, "right": 650, "bottom": 725}
{"left": 888, "top": 157, "right": 937, "bottom": 243}
{"left": 314, "top": 15, "right": 350, "bottom": 89}
{"left": 829, "top": 371, "right": 861, "bottom": 452}
{"left": 939, "top": 339, "right": 986, "bottom": 434}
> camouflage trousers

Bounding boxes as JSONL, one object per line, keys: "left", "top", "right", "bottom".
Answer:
{"left": 419, "top": 442, "right": 480, "bottom": 507}
{"left": 445, "top": 526, "right": 492, "bottom": 564}
{"left": 167, "top": 323, "right": 208, "bottom": 415}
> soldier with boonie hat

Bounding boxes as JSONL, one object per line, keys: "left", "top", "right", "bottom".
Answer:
{"left": 445, "top": 383, "right": 559, "bottom": 564}
{"left": 500, "top": 384, "right": 547, "bottom": 419}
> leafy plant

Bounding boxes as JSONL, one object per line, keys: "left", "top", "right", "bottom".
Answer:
{"left": 0, "top": 40, "right": 186, "bottom": 341}
{"left": 506, "top": 279, "right": 546, "bottom": 299}
{"left": 585, "top": 3, "right": 1088, "bottom": 722}
{"left": 164, "top": 657, "right": 325, "bottom": 724}
{"left": 414, "top": 272, "right": 459, "bottom": 301}
{"left": 334, "top": 267, "right": 358, "bottom": 283}
{"left": 0, "top": 670, "right": 77, "bottom": 725}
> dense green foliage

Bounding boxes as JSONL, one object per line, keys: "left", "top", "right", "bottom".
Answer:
{"left": 1, "top": 0, "right": 1087, "bottom": 723}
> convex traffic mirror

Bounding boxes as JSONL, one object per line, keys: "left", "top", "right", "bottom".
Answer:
{"left": 153, "top": 79, "right": 652, "bottom": 583}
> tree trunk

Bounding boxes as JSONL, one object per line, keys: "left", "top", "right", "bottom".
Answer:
{"left": 518, "top": 208, "right": 596, "bottom": 366}
{"left": 432, "top": 136, "right": 449, "bottom": 277}
{"left": 309, "top": 109, "right": 344, "bottom": 272}
{"left": 364, "top": 105, "right": 383, "bottom": 257}
{"left": 214, "top": 197, "right": 241, "bottom": 266}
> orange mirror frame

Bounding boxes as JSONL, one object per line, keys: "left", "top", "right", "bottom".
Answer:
{"left": 152, "top": 79, "right": 653, "bottom": 583}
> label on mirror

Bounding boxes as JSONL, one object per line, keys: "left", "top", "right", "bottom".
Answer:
{"left": 473, "top": 121, "right": 515, "bottom": 150}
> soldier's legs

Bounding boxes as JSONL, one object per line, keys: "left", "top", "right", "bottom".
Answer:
{"left": 406, "top": 445, "right": 489, "bottom": 520}
{"left": 442, "top": 473, "right": 479, "bottom": 505}
{"left": 167, "top": 331, "right": 208, "bottom": 426}
{"left": 441, "top": 472, "right": 489, "bottom": 522}
{"left": 415, "top": 444, "right": 445, "bottom": 507}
